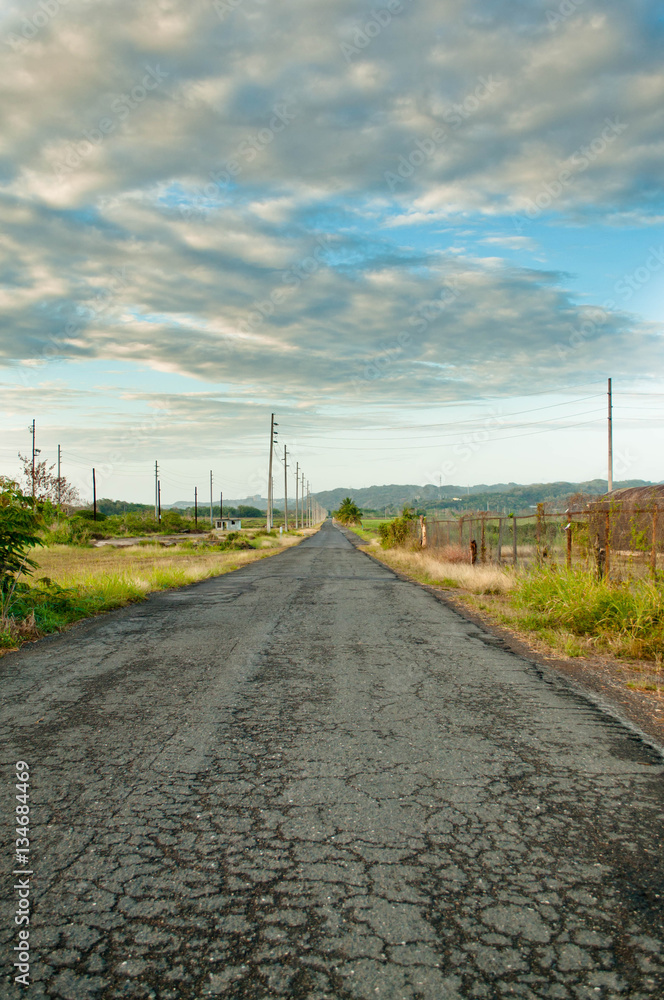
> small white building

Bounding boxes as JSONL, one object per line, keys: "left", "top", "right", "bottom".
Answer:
{"left": 214, "top": 518, "right": 242, "bottom": 530}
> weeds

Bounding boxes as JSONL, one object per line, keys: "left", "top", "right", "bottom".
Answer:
{"left": 511, "top": 569, "right": 664, "bottom": 660}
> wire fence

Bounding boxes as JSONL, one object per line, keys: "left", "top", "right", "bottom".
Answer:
{"left": 412, "top": 499, "right": 664, "bottom": 581}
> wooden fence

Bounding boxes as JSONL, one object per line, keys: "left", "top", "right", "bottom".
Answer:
{"left": 413, "top": 502, "right": 664, "bottom": 580}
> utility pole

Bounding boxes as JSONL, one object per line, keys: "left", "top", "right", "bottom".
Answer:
{"left": 209, "top": 470, "right": 213, "bottom": 526}
{"left": 220, "top": 492, "right": 223, "bottom": 522}
{"left": 154, "top": 460, "right": 159, "bottom": 521}
{"left": 30, "top": 419, "right": 39, "bottom": 500}
{"left": 158, "top": 481, "right": 161, "bottom": 522}
{"left": 307, "top": 480, "right": 311, "bottom": 527}
{"left": 301, "top": 471, "right": 305, "bottom": 527}
{"left": 57, "top": 444, "right": 62, "bottom": 506}
{"left": 607, "top": 377, "right": 613, "bottom": 493}
{"left": 267, "top": 414, "right": 277, "bottom": 530}
{"left": 283, "top": 445, "right": 288, "bottom": 531}
{"left": 194, "top": 486, "right": 198, "bottom": 528}
{"left": 92, "top": 468, "right": 97, "bottom": 521}
{"left": 295, "top": 461, "right": 299, "bottom": 529}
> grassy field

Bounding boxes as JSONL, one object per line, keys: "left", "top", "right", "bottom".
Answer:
{"left": 1, "top": 530, "right": 309, "bottom": 653}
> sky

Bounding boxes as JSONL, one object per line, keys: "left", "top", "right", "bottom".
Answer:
{"left": 1, "top": 0, "right": 663, "bottom": 504}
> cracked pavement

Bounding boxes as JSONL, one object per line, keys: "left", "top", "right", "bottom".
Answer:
{"left": 1, "top": 519, "right": 663, "bottom": 999}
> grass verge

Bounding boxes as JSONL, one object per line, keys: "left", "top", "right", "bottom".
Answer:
{"left": 0, "top": 532, "right": 307, "bottom": 654}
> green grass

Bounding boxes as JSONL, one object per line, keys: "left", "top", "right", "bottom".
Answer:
{"left": 0, "top": 532, "right": 307, "bottom": 653}
{"left": 510, "top": 569, "right": 664, "bottom": 660}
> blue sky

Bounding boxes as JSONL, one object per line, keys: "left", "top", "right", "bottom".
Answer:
{"left": 0, "top": 0, "right": 663, "bottom": 503}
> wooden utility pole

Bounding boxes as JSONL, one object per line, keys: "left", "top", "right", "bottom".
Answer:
{"left": 607, "top": 377, "right": 613, "bottom": 493}
{"left": 92, "top": 468, "right": 97, "bottom": 521}
{"left": 154, "top": 460, "right": 159, "bottom": 521}
{"left": 57, "top": 444, "right": 61, "bottom": 506}
{"left": 30, "top": 419, "right": 36, "bottom": 499}
{"left": 194, "top": 487, "right": 198, "bottom": 528}
{"left": 209, "top": 470, "right": 213, "bottom": 526}
{"left": 267, "top": 414, "right": 276, "bottom": 530}
{"left": 295, "top": 461, "right": 299, "bottom": 529}
{"left": 283, "top": 445, "right": 288, "bottom": 530}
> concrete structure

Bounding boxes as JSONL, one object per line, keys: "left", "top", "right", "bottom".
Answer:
{"left": 214, "top": 518, "right": 242, "bottom": 530}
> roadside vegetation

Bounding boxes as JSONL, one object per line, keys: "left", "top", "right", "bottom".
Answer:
{"left": 0, "top": 477, "right": 308, "bottom": 654}
{"left": 333, "top": 496, "right": 363, "bottom": 525}
{"left": 361, "top": 508, "right": 664, "bottom": 682}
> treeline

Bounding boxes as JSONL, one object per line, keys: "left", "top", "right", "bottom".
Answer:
{"left": 92, "top": 499, "right": 264, "bottom": 518}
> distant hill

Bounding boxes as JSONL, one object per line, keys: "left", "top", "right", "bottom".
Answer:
{"left": 314, "top": 480, "right": 661, "bottom": 515}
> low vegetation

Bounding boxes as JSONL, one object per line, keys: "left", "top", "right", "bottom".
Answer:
{"left": 0, "top": 478, "right": 308, "bottom": 653}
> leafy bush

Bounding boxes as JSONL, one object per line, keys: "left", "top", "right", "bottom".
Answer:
{"left": 0, "top": 481, "right": 46, "bottom": 625}
{"left": 75, "top": 509, "right": 108, "bottom": 522}
{"left": 378, "top": 507, "right": 417, "bottom": 548}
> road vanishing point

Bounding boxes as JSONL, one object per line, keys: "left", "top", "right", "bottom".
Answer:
{"left": 1, "top": 519, "right": 663, "bottom": 999}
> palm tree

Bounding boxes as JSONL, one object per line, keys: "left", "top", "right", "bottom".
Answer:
{"left": 334, "top": 496, "right": 362, "bottom": 525}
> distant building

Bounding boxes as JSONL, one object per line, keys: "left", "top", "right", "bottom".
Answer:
{"left": 214, "top": 518, "right": 242, "bottom": 530}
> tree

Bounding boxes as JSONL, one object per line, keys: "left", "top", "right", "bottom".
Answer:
{"left": 0, "top": 480, "right": 44, "bottom": 625}
{"left": 334, "top": 496, "right": 362, "bottom": 525}
{"left": 17, "top": 452, "right": 81, "bottom": 506}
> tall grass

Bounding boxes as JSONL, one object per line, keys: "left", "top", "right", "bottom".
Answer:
{"left": 369, "top": 543, "right": 514, "bottom": 594}
{"left": 511, "top": 569, "right": 664, "bottom": 660}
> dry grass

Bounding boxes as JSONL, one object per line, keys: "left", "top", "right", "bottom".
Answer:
{"left": 34, "top": 534, "right": 302, "bottom": 592}
{"left": 367, "top": 542, "right": 515, "bottom": 594}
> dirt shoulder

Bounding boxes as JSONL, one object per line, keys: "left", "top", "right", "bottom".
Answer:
{"left": 354, "top": 538, "right": 664, "bottom": 748}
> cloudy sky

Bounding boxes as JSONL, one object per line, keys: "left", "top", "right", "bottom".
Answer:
{"left": 1, "top": 0, "right": 663, "bottom": 503}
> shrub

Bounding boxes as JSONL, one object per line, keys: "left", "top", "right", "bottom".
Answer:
{"left": 378, "top": 507, "right": 417, "bottom": 548}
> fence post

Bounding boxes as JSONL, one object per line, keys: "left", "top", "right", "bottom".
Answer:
{"left": 420, "top": 515, "right": 427, "bottom": 549}
{"left": 513, "top": 515, "right": 518, "bottom": 567}
{"left": 536, "top": 503, "right": 544, "bottom": 565}
{"left": 565, "top": 510, "right": 572, "bottom": 570}
{"left": 652, "top": 509, "right": 658, "bottom": 579}
{"left": 497, "top": 517, "right": 502, "bottom": 564}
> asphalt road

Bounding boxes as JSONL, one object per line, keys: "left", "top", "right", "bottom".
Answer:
{"left": 2, "top": 519, "right": 663, "bottom": 1000}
